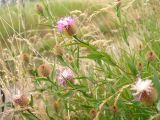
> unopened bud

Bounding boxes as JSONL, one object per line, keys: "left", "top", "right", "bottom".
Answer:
{"left": 38, "top": 64, "right": 51, "bottom": 77}
{"left": 111, "top": 105, "right": 118, "bottom": 114}
{"left": 21, "top": 53, "right": 30, "bottom": 63}
{"left": 146, "top": 50, "right": 156, "bottom": 62}
{"left": 53, "top": 100, "right": 61, "bottom": 113}
{"left": 13, "top": 95, "right": 29, "bottom": 107}
{"left": 89, "top": 108, "right": 97, "bottom": 119}
{"left": 137, "top": 62, "right": 143, "bottom": 71}
{"left": 36, "top": 4, "right": 43, "bottom": 15}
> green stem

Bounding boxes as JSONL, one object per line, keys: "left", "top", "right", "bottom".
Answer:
{"left": 77, "top": 45, "right": 80, "bottom": 69}
{"left": 147, "top": 61, "right": 150, "bottom": 70}
{"left": 27, "top": 109, "right": 41, "bottom": 120}
{"left": 73, "top": 35, "right": 96, "bottom": 51}
{"left": 73, "top": 35, "right": 133, "bottom": 76}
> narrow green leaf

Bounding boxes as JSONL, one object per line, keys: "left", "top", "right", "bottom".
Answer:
{"left": 87, "top": 52, "right": 103, "bottom": 60}
{"left": 22, "top": 112, "right": 39, "bottom": 120}
{"left": 156, "top": 100, "right": 160, "bottom": 112}
{"left": 152, "top": 69, "right": 160, "bottom": 98}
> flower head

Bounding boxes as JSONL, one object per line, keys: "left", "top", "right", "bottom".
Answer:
{"left": 89, "top": 108, "right": 97, "bottom": 119}
{"left": 136, "top": 62, "right": 143, "bottom": 71}
{"left": 12, "top": 94, "right": 29, "bottom": 107}
{"left": 38, "top": 64, "right": 51, "bottom": 77}
{"left": 21, "top": 53, "right": 30, "bottom": 63}
{"left": 56, "top": 67, "right": 74, "bottom": 86}
{"left": 57, "top": 17, "right": 76, "bottom": 36}
{"left": 111, "top": 105, "right": 118, "bottom": 114}
{"left": 131, "top": 78, "right": 157, "bottom": 105}
{"left": 146, "top": 50, "right": 155, "bottom": 62}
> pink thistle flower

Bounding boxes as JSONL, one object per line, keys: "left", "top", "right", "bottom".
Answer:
{"left": 12, "top": 93, "right": 29, "bottom": 107}
{"left": 131, "top": 78, "right": 157, "bottom": 105}
{"left": 56, "top": 67, "right": 74, "bottom": 86}
{"left": 57, "top": 17, "right": 76, "bottom": 36}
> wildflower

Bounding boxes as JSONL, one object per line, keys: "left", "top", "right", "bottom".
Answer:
{"left": 89, "top": 108, "right": 97, "bottom": 119}
{"left": 38, "top": 64, "right": 51, "bottom": 77}
{"left": 146, "top": 50, "right": 155, "bottom": 62}
{"left": 57, "top": 17, "right": 76, "bottom": 36}
{"left": 56, "top": 67, "right": 74, "bottom": 86}
{"left": 13, "top": 94, "right": 29, "bottom": 107}
{"left": 131, "top": 78, "right": 157, "bottom": 105}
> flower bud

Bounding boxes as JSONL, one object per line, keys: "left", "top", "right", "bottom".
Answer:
{"left": 36, "top": 4, "right": 43, "bottom": 15}
{"left": 146, "top": 50, "right": 155, "bottom": 62}
{"left": 111, "top": 105, "right": 118, "bottom": 114}
{"left": 38, "top": 64, "right": 51, "bottom": 77}
{"left": 21, "top": 53, "right": 30, "bottom": 63}
{"left": 13, "top": 95, "right": 29, "bottom": 107}
{"left": 53, "top": 100, "right": 61, "bottom": 113}
{"left": 137, "top": 62, "right": 143, "bottom": 71}
{"left": 89, "top": 108, "right": 97, "bottom": 119}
